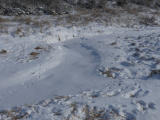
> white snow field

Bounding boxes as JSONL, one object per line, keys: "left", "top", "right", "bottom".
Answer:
{"left": 0, "top": 22, "right": 160, "bottom": 120}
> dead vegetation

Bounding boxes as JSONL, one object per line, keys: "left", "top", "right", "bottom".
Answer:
{"left": 29, "top": 52, "right": 40, "bottom": 59}
{"left": 82, "top": 105, "right": 106, "bottom": 120}
{"left": 0, "top": 2, "right": 159, "bottom": 37}
{"left": 139, "top": 16, "right": 158, "bottom": 26}
{"left": 29, "top": 52, "right": 40, "bottom": 56}
{"left": 150, "top": 69, "right": 160, "bottom": 77}
{"left": 70, "top": 102, "right": 78, "bottom": 114}
{"left": 34, "top": 46, "right": 45, "bottom": 50}
{"left": 32, "top": 20, "right": 51, "bottom": 28}
{"left": 99, "top": 69, "right": 114, "bottom": 78}
{"left": 55, "top": 3, "right": 159, "bottom": 27}
{"left": 0, "top": 17, "right": 9, "bottom": 23}
{"left": 99, "top": 67, "right": 122, "bottom": 79}
{"left": 0, "top": 98, "right": 133, "bottom": 120}
{"left": 55, "top": 95, "right": 71, "bottom": 100}
{"left": 111, "top": 41, "right": 117, "bottom": 46}
{"left": 0, "top": 49, "right": 7, "bottom": 54}
{"left": 15, "top": 27, "right": 22, "bottom": 35}
{"left": 0, "top": 107, "right": 29, "bottom": 120}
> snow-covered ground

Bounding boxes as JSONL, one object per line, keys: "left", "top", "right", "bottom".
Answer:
{"left": 0, "top": 18, "right": 160, "bottom": 120}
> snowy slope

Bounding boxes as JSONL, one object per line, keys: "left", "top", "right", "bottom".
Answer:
{"left": 0, "top": 24, "right": 160, "bottom": 120}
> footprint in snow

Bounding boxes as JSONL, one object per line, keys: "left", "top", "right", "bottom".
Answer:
{"left": 134, "top": 100, "right": 156, "bottom": 111}
{"left": 122, "top": 88, "right": 149, "bottom": 98}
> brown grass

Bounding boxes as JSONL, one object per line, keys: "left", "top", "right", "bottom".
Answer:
{"left": 83, "top": 105, "right": 106, "bottom": 120}
{"left": 111, "top": 41, "right": 117, "bottom": 46}
{"left": 55, "top": 96, "right": 71, "bottom": 100}
{"left": 99, "top": 69, "right": 114, "bottom": 78}
{"left": 139, "top": 16, "right": 157, "bottom": 26}
{"left": 0, "top": 108, "right": 28, "bottom": 120}
{"left": 54, "top": 112, "right": 62, "bottom": 116}
{"left": 32, "top": 20, "right": 51, "bottom": 28}
{"left": 150, "top": 69, "right": 160, "bottom": 76}
{"left": 29, "top": 52, "right": 40, "bottom": 56}
{"left": 34, "top": 46, "right": 45, "bottom": 50}
{"left": 0, "top": 49, "right": 7, "bottom": 54}
{"left": 70, "top": 102, "right": 77, "bottom": 114}
{"left": 15, "top": 27, "right": 22, "bottom": 35}
{"left": 0, "top": 17, "right": 9, "bottom": 23}
{"left": 104, "top": 7, "right": 117, "bottom": 15}
{"left": 25, "top": 17, "right": 32, "bottom": 25}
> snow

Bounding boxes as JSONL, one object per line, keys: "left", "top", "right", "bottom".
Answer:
{"left": 0, "top": 19, "right": 160, "bottom": 119}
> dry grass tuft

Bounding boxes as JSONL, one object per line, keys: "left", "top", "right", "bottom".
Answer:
{"left": 99, "top": 69, "right": 114, "bottom": 78}
{"left": 111, "top": 41, "right": 117, "bottom": 46}
{"left": 54, "top": 112, "right": 62, "bottom": 116}
{"left": 70, "top": 102, "right": 77, "bottom": 114}
{"left": 139, "top": 16, "right": 157, "bottom": 26}
{"left": 55, "top": 96, "right": 71, "bottom": 100}
{"left": 33, "top": 20, "right": 51, "bottom": 28}
{"left": 34, "top": 46, "right": 45, "bottom": 50}
{"left": 104, "top": 7, "right": 117, "bottom": 15}
{"left": 150, "top": 69, "right": 160, "bottom": 77}
{"left": 83, "top": 105, "right": 106, "bottom": 120}
{"left": 15, "top": 27, "right": 22, "bottom": 35}
{"left": 0, "top": 49, "right": 7, "bottom": 54}
{"left": 0, "top": 17, "right": 9, "bottom": 23}
{"left": 25, "top": 17, "right": 32, "bottom": 25}
{"left": 110, "top": 109, "right": 126, "bottom": 120}
{"left": 29, "top": 52, "right": 40, "bottom": 60}
{"left": 0, "top": 107, "right": 28, "bottom": 120}
{"left": 29, "top": 52, "right": 40, "bottom": 56}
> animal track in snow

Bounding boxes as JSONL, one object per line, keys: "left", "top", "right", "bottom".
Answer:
{"left": 134, "top": 100, "right": 156, "bottom": 111}
{"left": 122, "top": 89, "right": 149, "bottom": 98}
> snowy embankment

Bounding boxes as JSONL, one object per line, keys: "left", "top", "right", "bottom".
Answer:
{"left": 0, "top": 24, "right": 160, "bottom": 120}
